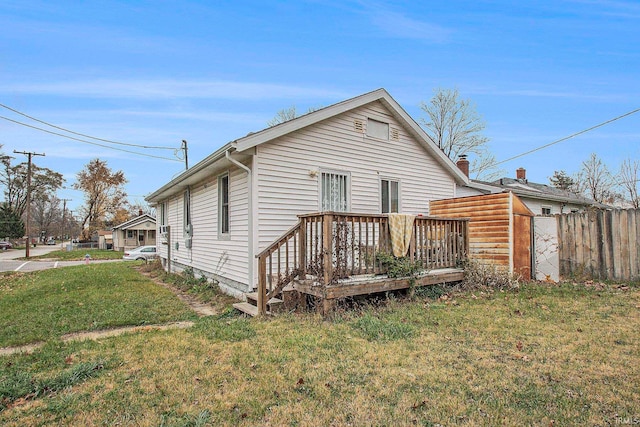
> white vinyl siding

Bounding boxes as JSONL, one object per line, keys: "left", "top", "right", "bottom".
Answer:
{"left": 156, "top": 165, "right": 250, "bottom": 291}
{"left": 256, "top": 100, "right": 457, "bottom": 251}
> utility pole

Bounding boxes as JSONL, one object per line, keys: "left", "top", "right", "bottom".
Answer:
{"left": 182, "top": 139, "right": 189, "bottom": 170}
{"left": 14, "top": 150, "right": 45, "bottom": 258}
{"left": 61, "top": 198, "right": 72, "bottom": 248}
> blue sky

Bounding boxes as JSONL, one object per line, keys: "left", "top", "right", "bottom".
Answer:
{"left": 1, "top": 0, "right": 638, "bottom": 213}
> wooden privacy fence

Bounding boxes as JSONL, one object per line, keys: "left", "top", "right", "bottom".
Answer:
{"left": 557, "top": 209, "right": 640, "bottom": 281}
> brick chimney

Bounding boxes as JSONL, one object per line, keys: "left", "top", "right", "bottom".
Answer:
{"left": 139, "top": 209, "right": 143, "bottom": 216}
{"left": 456, "top": 155, "right": 470, "bottom": 178}
{"left": 516, "top": 167, "right": 526, "bottom": 181}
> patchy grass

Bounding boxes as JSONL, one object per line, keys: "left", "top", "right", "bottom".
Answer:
{"left": 0, "top": 263, "right": 196, "bottom": 347}
{"left": 25, "top": 249, "right": 124, "bottom": 261}
{"left": 139, "top": 261, "right": 238, "bottom": 311}
{"left": 1, "top": 281, "right": 638, "bottom": 426}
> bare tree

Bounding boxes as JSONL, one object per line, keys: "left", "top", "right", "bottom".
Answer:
{"left": 419, "top": 88, "right": 496, "bottom": 179}
{"left": 619, "top": 158, "right": 639, "bottom": 208}
{"left": 267, "top": 105, "right": 298, "bottom": 127}
{"left": 267, "top": 105, "right": 322, "bottom": 127}
{"left": 31, "top": 194, "right": 61, "bottom": 241}
{"left": 74, "top": 159, "right": 127, "bottom": 239}
{"left": 574, "top": 153, "right": 616, "bottom": 204}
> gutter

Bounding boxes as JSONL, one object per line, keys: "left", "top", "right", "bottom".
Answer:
{"left": 225, "top": 149, "right": 255, "bottom": 290}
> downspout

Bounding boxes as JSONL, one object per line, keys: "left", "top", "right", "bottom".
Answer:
{"left": 225, "top": 149, "right": 254, "bottom": 291}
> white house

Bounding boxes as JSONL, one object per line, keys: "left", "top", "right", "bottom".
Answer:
{"left": 454, "top": 158, "right": 597, "bottom": 215}
{"left": 111, "top": 213, "right": 157, "bottom": 252}
{"left": 146, "top": 88, "right": 472, "bottom": 297}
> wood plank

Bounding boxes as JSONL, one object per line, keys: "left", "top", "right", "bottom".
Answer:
{"left": 233, "top": 302, "right": 259, "bottom": 317}
{"left": 321, "top": 270, "right": 464, "bottom": 299}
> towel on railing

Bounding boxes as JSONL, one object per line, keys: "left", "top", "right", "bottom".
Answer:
{"left": 388, "top": 213, "right": 415, "bottom": 257}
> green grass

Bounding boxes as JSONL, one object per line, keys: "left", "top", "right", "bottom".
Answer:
{"left": 0, "top": 279, "right": 638, "bottom": 426}
{"left": 0, "top": 263, "right": 196, "bottom": 347}
{"left": 25, "top": 248, "right": 125, "bottom": 261}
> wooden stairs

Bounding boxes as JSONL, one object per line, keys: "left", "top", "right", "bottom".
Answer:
{"left": 233, "top": 291, "right": 284, "bottom": 317}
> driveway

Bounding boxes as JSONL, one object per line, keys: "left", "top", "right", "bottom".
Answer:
{"left": 0, "top": 244, "right": 61, "bottom": 261}
{"left": 0, "top": 245, "right": 120, "bottom": 273}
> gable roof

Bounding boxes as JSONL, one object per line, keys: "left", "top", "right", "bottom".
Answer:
{"left": 146, "top": 88, "right": 469, "bottom": 203}
{"left": 467, "top": 177, "right": 597, "bottom": 207}
{"left": 112, "top": 214, "right": 156, "bottom": 231}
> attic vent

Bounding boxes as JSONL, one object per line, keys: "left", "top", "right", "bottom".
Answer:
{"left": 390, "top": 127, "right": 399, "bottom": 141}
{"left": 354, "top": 119, "right": 364, "bottom": 133}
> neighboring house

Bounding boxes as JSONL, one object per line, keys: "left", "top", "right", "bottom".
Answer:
{"left": 455, "top": 158, "right": 597, "bottom": 215}
{"left": 146, "top": 88, "right": 472, "bottom": 297}
{"left": 111, "top": 213, "right": 157, "bottom": 251}
{"left": 97, "top": 230, "right": 113, "bottom": 250}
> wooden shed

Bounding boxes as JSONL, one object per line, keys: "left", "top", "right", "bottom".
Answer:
{"left": 430, "top": 192, "right": 534, "bottom": 280}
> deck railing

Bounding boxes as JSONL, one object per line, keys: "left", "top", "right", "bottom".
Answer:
{"left": 256, "top": 212, "right": 469, "bottom": 315}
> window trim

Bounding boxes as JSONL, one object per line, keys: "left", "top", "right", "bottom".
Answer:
{"left": 218, "top": 172, "right": 230, "bottom": 239}
{"left": 541, "top": 206, "right": 552, "bottom": 215}
{"left": 380, "top": 177, "right": 401, "bottom": 214}
{"left": 318, "top": 169, "right": 351, "bottom": 212}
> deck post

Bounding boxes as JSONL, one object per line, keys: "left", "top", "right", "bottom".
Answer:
{"left": 299, "top": 216, "right": 307, "bottom": 277}
{"left": 257, "top": 254, "right": 267, "bottom": 315}
{"left": 323, "top": 213, "right": 334, "bottom": 285}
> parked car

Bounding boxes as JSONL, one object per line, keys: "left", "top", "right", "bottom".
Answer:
{"left": 46, "top": 238, "right": 56, "bottom": 245}
{"left": 122, "top": 245, "right": 157, "bottom": 261}
{"left": 0, "top": 241, "right": 12, "bottom": 250}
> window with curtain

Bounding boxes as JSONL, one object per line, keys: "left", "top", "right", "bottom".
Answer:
{"left": 321, "top": 172, "right": 349, "bottom": 212}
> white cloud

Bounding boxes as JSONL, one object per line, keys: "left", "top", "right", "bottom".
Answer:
{"left": 0, "top": 79, "right": 350, "bottom": 101}
{"left": 359, "top": 1, "right": 452, "bottom": 43}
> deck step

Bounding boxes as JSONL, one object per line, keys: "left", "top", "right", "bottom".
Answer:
{"left": 233, "top": 302, "right": 259, "bottom": 317}
{"left": 245, "top": 292, "right": 283, "bottom": 306}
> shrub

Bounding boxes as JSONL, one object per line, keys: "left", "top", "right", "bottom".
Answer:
{"left": 459, "top": 259, "right": 519, "bottom": 291}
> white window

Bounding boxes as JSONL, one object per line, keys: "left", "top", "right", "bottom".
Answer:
{"left": 219, "top": 173, "right": 230, "bottom": 235}
{"left": 321, "top": 171, "right": 349, "bottom": 212}
{"left": 381, "top": 179, "right": 399, "bottom": 213}
{"left": 541, "top": 206, "right": 552, "bottom": 215}
{"left": 367, "top": 118, "right": 389, "bottom": 140}
{"left": 183, "top": 190, "right": 191, "bottom": 237}
{"left": 160, "top": 202, "right": 167, "bottom": 226}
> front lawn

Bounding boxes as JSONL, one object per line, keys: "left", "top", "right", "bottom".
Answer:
{"left": 0, "top": 280, "right": 638, "bottom": 426}
{"left": 26, "top": 248, "right": 125, "bottom": 261}
{"left": 0, "top": 263, "right": 196, "bottom": 347}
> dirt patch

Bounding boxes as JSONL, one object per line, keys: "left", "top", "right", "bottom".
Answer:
{"left": 138, "top": 270, "right": 219, "bottom": 317}
{"left": 0, "top": 322, "right": 195, "bottom": 357}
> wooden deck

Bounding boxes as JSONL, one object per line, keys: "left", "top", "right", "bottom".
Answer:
{"left": 239, "top": 212, "right": 469, "bottom": 316}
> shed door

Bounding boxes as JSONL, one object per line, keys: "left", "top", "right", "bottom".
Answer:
{"left": 513, "top": 214, "right": 532, "bottom": 280}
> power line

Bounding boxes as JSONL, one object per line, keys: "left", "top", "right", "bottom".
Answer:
{"left": 0, "top": 115, "right": 181, "bottom": 162}
{"left": 0, "top": 103, "right": 175, "bottom": 150}
{"left": 495, "top": 107, "right": 640, "bottom": 166}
